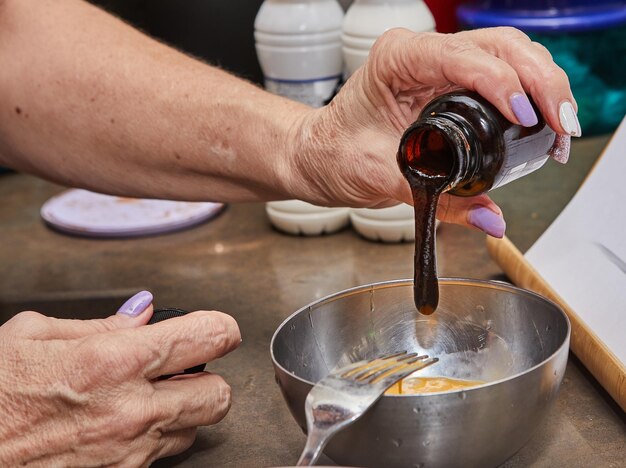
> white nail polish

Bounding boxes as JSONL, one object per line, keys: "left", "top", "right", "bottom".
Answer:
{"left": 559, "top": 101, "right": 582, "bottom": 137}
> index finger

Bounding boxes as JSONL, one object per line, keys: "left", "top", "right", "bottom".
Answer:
{"left": 127, "top": 310, "right": 241, "bottom": 379}
{"left": 400, "top": 32, "right": 530, "bottom": 128}
{"left": 461, "top": 27, "right": 581, "bottom": 137}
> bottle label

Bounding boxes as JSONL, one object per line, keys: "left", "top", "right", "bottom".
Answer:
{"left": 264, "top": 75, "right": 341, "bottom": 108}
{"left": 491, "top": 128, "right": 555, "bottom": 190}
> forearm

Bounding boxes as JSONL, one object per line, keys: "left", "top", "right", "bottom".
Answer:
{"left": 0, "top": 0, "right": 310, "bottom": 202}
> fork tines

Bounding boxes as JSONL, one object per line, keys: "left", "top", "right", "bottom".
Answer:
{"left": 341, "top": 351, "right": 437, "bottom": 384}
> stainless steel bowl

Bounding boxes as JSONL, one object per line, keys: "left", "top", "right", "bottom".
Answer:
{"left": 271, "top": 279, "right": 570, "bottom": 468}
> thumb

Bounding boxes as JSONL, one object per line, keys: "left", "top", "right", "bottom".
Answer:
{"left": 115, "top": 290, "right": 154, "bottom": 320}
{"left": 27, "top": 291, "right": 154, "bottom": 340}
{"left": 80, "top": 290, "right": 155, "bottom": 333}
{"left": 437, "top": 193, "right": 506, "bottom": 238}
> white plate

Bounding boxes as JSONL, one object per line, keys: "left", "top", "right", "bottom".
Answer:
{"left": 41, "top": 189, "right": 224, "bottom": 238}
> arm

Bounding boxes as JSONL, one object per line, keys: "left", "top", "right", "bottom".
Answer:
{"left": 0, "top": 0, "right": 308, "bottom": 202}
{"left": 0, "top": 0, "right": 579, "bottom": 233}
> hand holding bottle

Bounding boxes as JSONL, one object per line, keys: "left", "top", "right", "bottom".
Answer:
{"left": 287, "top": 27, "right": 580, "bottom": 237}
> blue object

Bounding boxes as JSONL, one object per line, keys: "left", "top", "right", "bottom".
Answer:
{"left": 457, "top": 1, "right": 626, "bottom": 135}
{"left": 457, "top": 1, "right": 626, "bottom": 32}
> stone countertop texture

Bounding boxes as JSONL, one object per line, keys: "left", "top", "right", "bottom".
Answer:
{"left": 0, "top": 135, "right": 623, "bottom": 467}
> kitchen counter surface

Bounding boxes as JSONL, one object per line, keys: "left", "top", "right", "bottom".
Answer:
{"left": 0, "top": 135, "right": 623, "bottom": 467}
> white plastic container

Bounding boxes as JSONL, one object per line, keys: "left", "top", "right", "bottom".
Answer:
{"left": 266, "top": 201, "right": 350, "bottom": 236}
{"left": 350, "top": 205, "right": 441, "bottom": 242}
{"left": 255, "top": 0, "right": 349, "bottom": 236}
{"left": 342, "top": 0, "right": 435, "bottom": 242}
{"left": 255, "top": 0, "right": 344, "bottom": 108}
{"left": 349, "top": 204, "right": 413, "bottom": 242}
{"left": 342, "top": 0, "right": 436, "bottom": 77}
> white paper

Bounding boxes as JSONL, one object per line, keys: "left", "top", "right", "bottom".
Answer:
{"left": 525, "top": 117, "right": 626, "bottom": 367}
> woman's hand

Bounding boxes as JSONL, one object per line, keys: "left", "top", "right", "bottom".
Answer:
{"left": 0, "top": 291, "right": 241, "bottom": 466}
{"left": 287, "top": 27, "right": 580, "bottom": 237}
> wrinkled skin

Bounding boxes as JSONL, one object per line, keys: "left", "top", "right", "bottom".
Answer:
{"left": 0, "top": 16, "right": 578, "bottom": 468}
{"left": 0, "top": 306, "right": 240, "bottom": 466}
{"left": 287, "top": 27, "right": 575, "bottom": 227}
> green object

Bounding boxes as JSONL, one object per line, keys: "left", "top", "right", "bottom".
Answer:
{"left": 529, "top": 25, "right": 626, "bottom": 135}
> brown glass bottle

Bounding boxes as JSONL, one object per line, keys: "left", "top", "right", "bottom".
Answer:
{"left": 397, "top": 90, "right": 557, "bottom": 315}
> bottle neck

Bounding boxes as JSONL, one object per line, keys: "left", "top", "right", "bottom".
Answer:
{"left": 399, "top": 116, "right": 477, "bottom": 192}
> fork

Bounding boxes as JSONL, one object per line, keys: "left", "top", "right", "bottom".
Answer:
{"left": 296, "top": 351, "right": 438, "bottom": 466}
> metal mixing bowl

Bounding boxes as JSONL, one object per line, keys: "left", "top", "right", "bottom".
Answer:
{"left": 271, "top": 279, "right": 570, "bottom": 468}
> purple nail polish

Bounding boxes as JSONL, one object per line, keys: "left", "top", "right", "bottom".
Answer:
{"left": 117, "top": 291, "right": 153, "bottom": 317}
{"left": 510, "top": 93, "right": 539, "bottom": 127}
{"left": 468, "top": 207, "right": 506, "bottom": 238}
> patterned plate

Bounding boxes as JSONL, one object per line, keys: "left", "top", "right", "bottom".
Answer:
{"left": 41, "top": 189, "right": 224, "bottom": 238}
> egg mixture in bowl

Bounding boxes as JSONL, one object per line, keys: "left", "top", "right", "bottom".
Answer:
{"left": 271, "top": 279, "right": 570, "bottom": 468}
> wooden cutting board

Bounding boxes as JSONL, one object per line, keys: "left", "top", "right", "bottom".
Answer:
{"left": 487, "top": 118, "right": 626, "bottom": 412}
{"left": 487, "top": 236, "right": 625, "bottom": 412}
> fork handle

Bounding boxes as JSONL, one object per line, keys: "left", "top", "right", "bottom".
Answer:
{"left": 296, "top": 426, "right": 332, "bottom": 466}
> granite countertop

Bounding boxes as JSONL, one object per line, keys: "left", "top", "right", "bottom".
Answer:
{"left": 0, "top": 135, "right": 623, "bottom": 467}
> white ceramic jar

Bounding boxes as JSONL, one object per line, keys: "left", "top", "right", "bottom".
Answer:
{"left": 342, "top": 0, "right": 435, "bottom": 77}
{"left": 343, "top": 0, "right": 435, "bottom": 242}
{"left": 255, "top": 0, "right": 344, "bottom": 108}
{"left": 255, "top": 0, "right": 349, "bottom": 235}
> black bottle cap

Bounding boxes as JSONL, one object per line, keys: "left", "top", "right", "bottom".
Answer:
{"left": 149, "top": 308, "right": 207, "bottom": 380}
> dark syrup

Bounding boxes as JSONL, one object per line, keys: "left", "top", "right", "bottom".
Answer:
{"left": 399, "top": 91, "right": 559, "bottom": 315}
{"left": 400, "top": 127, "right": 455, "bottom": 315}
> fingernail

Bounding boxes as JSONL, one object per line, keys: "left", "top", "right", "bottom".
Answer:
{"left": 559, "top": 101, "right": 582, "bottom": 137}
{"left": 549, "top": 134, "right": 571, "bottom": 164}
{"left": 468, "top": 206, "right": 506, "bottom": 238}
{"left": 510, "top": 93, "right": 538, "bottom": 127}
{"left": 117, "top": 291, "right": 153, "bottom": 317}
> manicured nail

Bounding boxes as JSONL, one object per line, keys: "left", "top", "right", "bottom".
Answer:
{"left": 549, "top": 134, "right": 571, "bottom": 164}
{"left": 510, "top": 93, "right": 538, "bottom": 127}
{"left": 468, "top": 206, "right": 506, "bottom": 238}
{"left": 559, "top": 101, "right": 582, "bottom": 137}
{"left": 117, "top": 291, "right": 153, "bottom": 317}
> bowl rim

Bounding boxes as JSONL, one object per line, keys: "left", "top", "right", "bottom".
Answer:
{"left": 270, "top": 277, "right": 571, "bottom": 397}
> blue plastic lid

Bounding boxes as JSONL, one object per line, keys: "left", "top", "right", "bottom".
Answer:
{"left": 457, "top": 2, "right": 626, "bottom": 33}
